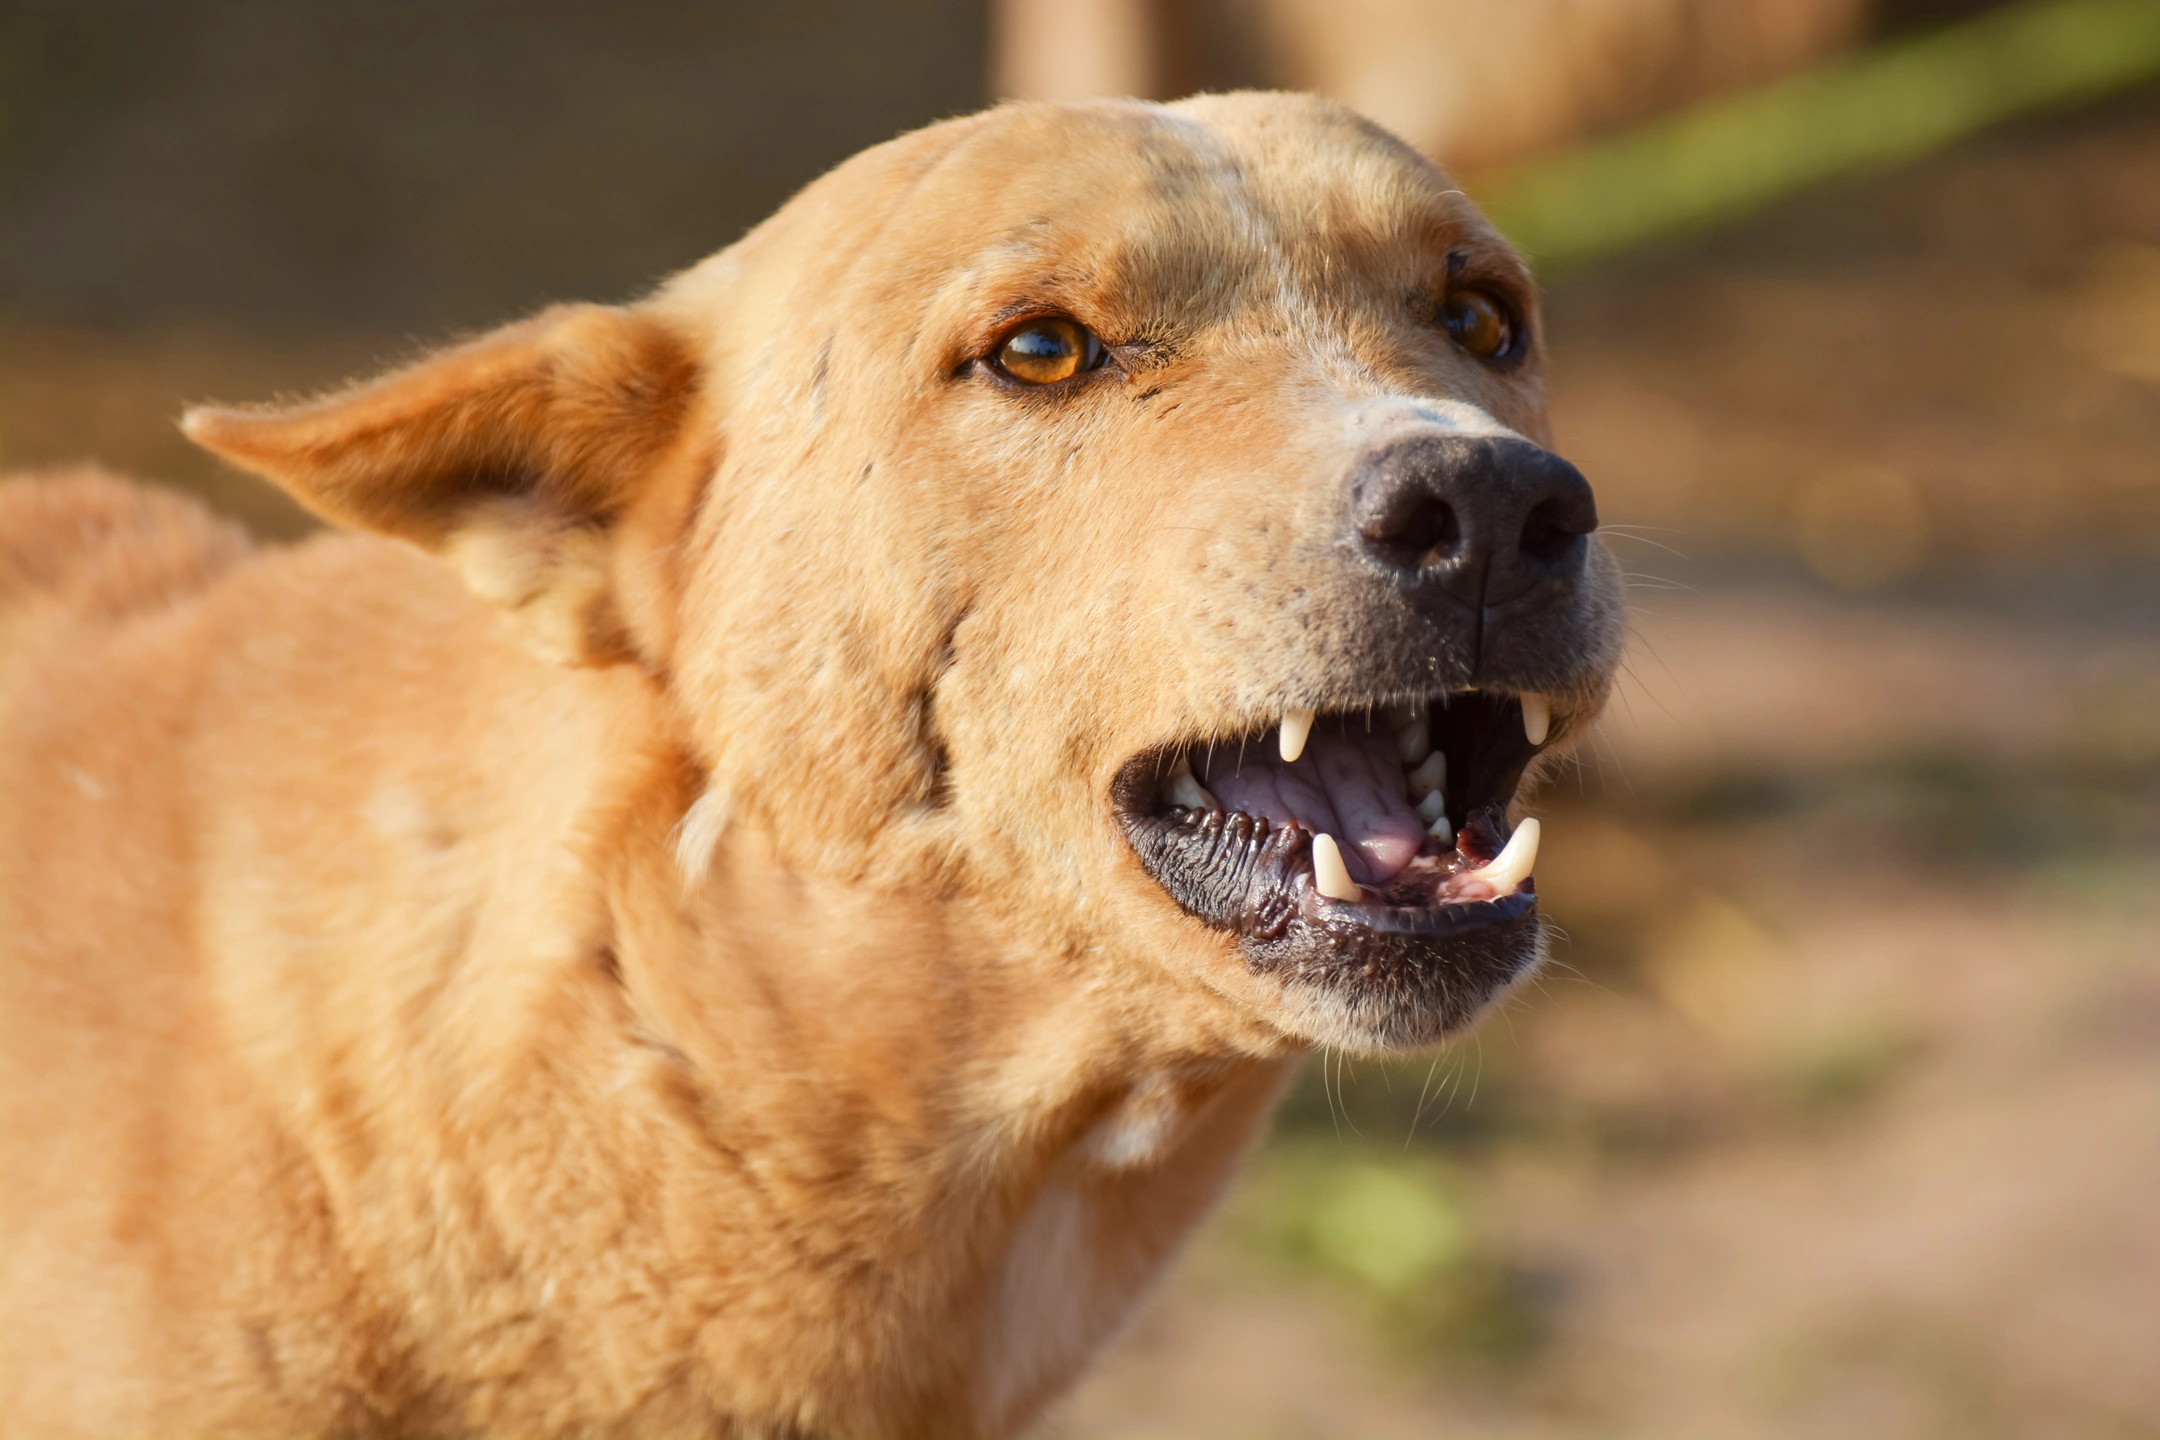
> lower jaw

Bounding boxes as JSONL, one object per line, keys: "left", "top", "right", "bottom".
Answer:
{"left": 1115, "top": 804, "right": 1545, "bottom": 1052}
{"left": 1250, "top": 901, "right": 1546, "bottom": 1051}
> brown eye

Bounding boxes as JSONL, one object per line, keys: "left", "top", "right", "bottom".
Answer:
{"left": 995, "top": 317, "right": 1100, "bottom": 385}
{"left": 1440, "top": 290, "right": 1515, "bottom": 360}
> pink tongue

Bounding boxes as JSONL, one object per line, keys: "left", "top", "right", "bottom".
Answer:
{"left": 1197, "top": 720, "right": 1427, "bottom": 885}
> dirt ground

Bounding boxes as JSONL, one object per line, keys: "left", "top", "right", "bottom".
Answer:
{"left": 3, "top": 63, "right": 2156, "bottom": 1440}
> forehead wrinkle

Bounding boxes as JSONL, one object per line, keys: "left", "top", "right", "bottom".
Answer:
{"left": 1188, "top": 104, "right": 1502, "bottom": 297}
{"left": 950, "top": 159, "right": 1283, "bottom": 348}
{"left": 1157, "top": 113, "right": 1407, "bottom": 343}
{"left": 1097, "top": 113, "right": 1282, "bottom": 329}
{"left": 1093, "top": 114, "right": 1389, "bottom": 360}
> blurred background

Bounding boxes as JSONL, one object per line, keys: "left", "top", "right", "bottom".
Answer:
{"left": 4, "top": 2, "right": 2157, "bottom": 1435}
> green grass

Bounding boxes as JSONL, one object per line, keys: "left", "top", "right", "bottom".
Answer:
{"left": 1478, "top": 0, "right": 2160, "bottom": 268}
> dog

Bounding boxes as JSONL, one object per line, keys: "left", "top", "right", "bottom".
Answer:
{"left": 0, "top": 93, "right": 1622, "bottom": 1438}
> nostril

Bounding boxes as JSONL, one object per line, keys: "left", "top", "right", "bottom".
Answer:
{"left": 1519, "top": 497, "right": 1590, "bottom": 574}
{"left": 1363, "top": 495, "right": 1459, "bottom": 569}
{"left": 1396, "top": 496, "right": 1459, "bottom": 564}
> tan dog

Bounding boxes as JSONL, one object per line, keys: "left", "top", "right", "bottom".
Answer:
{"left": 0, "top": 95, "right": 1621, "bottom": 1438}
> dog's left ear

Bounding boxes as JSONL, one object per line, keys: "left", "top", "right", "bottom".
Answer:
{"left": 183, "top": 303, "right": 705, "bottom": 666}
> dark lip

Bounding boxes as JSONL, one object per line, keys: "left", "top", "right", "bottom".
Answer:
{"left": 1312, "top": 884, "right": 1538, "bottom": 935}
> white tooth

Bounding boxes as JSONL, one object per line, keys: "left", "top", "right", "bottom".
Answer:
{"left": 1427, "top": 812, "right": 1454, "bottom": 844}
{"left": 1167, "top": 772, "right": 1220, "bottom": 812}
{"left": 1416, "top": 790, "right": 1449, "bottom": 826}
{"left": 1467, "top": 817, "right": 1540, "bottom": 894}
{"left": 1312, "top": 833, "right": 1362, "bottom": 902}
{"left": 1279, "top": 705, "right": 1316, "bottom": 763}
{"left": 1394, "top": 714, "right": 1432, "bottom": 765}
{"left": 1162, "top": 755, "right": 1221, "bottom": 813}
{"left": 1520, "top": 692, "right": 1551, "bottom": 747}
{"left": 1407, "top": 751, "right": 1447, "bottom": 799}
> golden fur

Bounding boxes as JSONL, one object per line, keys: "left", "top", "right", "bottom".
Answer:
{"left": 0, "top": 95, "right": 1617, "bottom": 1437}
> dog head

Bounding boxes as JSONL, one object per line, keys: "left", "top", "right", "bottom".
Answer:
{"left": 186, "top": 94, "right": 1623, "bottom": 1056}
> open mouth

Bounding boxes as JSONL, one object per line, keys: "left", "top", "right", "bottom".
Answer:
{"left": 1113, "top": 689, "right": 1555, "bottom": 1040}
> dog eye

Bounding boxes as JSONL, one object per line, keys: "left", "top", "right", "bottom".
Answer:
{"left": 1440, "top": 290, "right": 1515, "bottom": 361}
{"left": 994, "top": 317, "right": 1101, "bottom": 385}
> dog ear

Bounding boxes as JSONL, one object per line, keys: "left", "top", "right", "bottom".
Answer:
{"left": 183, "top": 303, "right": 704, "bottom": 666}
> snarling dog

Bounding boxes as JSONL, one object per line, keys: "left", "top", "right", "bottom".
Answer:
{"left": 0, "top": 94, "right": 1621, "bottom": 1438}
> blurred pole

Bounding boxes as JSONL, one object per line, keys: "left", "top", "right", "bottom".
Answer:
{"left": 990, "top": 0, "right": 1164, "bottom": 100}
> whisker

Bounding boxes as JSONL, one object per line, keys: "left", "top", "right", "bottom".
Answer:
{"left": 1320, "top": 1046, "right": 1343, "bottom": 1142}
{"left": 1406, "top": 1054, "right": 1444, "bottom": 1149}
{"left": 1592, "top": 717, "right": 1636, "bottom": 799}
{"left": 1598, "top": 527, "right": 1691, "bottom": 561}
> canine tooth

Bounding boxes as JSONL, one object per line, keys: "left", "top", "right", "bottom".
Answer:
{"left": 1312, "top": 833, "right": 1362, "bottom": 901}
{"left": 1467, "top": 817, "right": 1540, "bottom": 894}
{"left": 1395, "top": 713, "right": 1432, "bottom": 764}
{"left": 1407, "top": 751, "right": 1447, "bottom": 798}
{"left": 1416, "top": 790, "right": 1449, "bottom": 826}
{"left": 1164, "top": 756, "right": 1221, "bottom": 813}
{"left": 1279, "top": 705, "right": 1316, "bottom": 763}
{"left": 1520, "top": 692, "right": 1551, "bottom": 747}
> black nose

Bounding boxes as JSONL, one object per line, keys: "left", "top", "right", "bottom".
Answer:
{"left": 1351, "top": 433, "right": 1598, "bottom": 608}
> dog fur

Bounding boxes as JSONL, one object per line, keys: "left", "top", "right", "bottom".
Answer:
{"left": 0, "top": 95, "right": 1621, "bottom": 1438}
